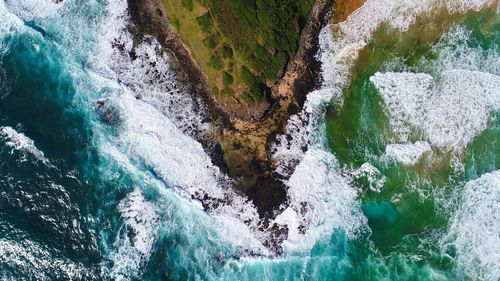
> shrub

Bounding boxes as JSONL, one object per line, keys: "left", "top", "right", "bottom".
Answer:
{"left": 208, "top": 54, "right": 223, "bottom": 70}
{"left": 221, "top": 44, "right": 233, "bottom": 58}
{"left": 262, "top": 51, "right": 288, "bottom": 80}
{"left": 196, "top": 13, "right": 212, "bottom": 32}
{"left": 203, "top": 35, "right": 217, "bottom": 49}
{"left": 249, "top": 89, "right": 262, "bottom": 103}
{"left": 181, "top": 0, "right": 193, "bottom": 11}
{"left": 239, "top": 93, "right": 254, "bottom": 106}
{"left": 211, "top": 86, "right": 219, "bottom": 96}
{"left": 153, "top": 8, "right": 162, "bottom": 17}
{"left": 228, "top": 0, "right": 258, "bottom": 27}
{"left": 222, "top": 72, "right": 233, "bottom": 86}
{"left": 240, "top": 66, "right": 258, "bottom": 87}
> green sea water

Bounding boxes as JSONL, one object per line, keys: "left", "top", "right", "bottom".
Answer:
{"left": 323, "top": 8, "right": 499, "bottom": 280}
{"left": 0, "top": 0, "right": 498, "bottom": 280}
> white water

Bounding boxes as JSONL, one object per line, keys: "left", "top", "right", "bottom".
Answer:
{"left": 441, "top": 170, "right": 500, "bottom": 281}
{"left": 371, "top": 70, "right": 500, "bottom": 153}
{"left": 86, "top": 1, "right": 274, "bottom": 276}
{"left": 0, "top": 126, "right": 48, "bottom": 163}
{"left": 275, "top": 148, "right": 367, "bottom": 253}
{"left": 272, "top": 0, "right": 499, "bottom": 279}
{"left": 1, "top": 0, "right": 268, "bottom": 277}
{"left": 383, "top": 141, "right": 433, "bottom": 166}
{"left": 272, "top": 0, "right": 496, "bottom": 170}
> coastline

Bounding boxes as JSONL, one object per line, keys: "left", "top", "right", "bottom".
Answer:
{"left": 128, "top": 0, "right": 336, "bottom": 215}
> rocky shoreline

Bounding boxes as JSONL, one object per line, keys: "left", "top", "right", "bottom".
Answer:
{"left": 128, "top": 0, "right": 335, "bottom": 216}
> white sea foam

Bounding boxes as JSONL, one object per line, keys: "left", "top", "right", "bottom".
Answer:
{"left": 0, "top": 1, "right": 24, "bottom": 36}
{"left": 94, "top": 0, "right": 498, "bottom": 262}
{"left": 425, "top": 26, "right": 500, "bottom": 76}
{"left": 0, "top": 126, "right": 50, "bottom": 163}
{"left": 326, "top": 0, "right": 494, "bottom": 54}
{"left": 275, "top": 148, "right": 367, "bottom": 253}
{"left": 89, "top": 0, "right": 275, "bottom": 268}
{"left": 441, "top": 170, "right": 500, "bottom": 281}
{"left": 109, "top": 188, "right": 160, "bottom": 279}
{"left": 375, "top": 25, "right": 500, "bottom": 153}
{"left": 100, "top": 86, "right": 271, "bottom": 251}
{"left": 314, "top": 0, "right": 495, "bottom": 118}
{"left": 272, "top": 0, "right": 496, "bottom": 174}
{"left": 4, "top": 0, "right": 268, "bottom": 267}
{"left": 3, "top": 0, "right": 61, "bottom": 21}
{"left": 383, "top": 141, "right": 432, "bottom": 166}
{"left": 271, "top": 36, "right": 363, "bottom": 176}
{"left": 371, "top": 70, "right": 500, "bottom": 152}
{"left": 272, "top": 0, "right": 497, "bottom": 255}
{"left": 94, "top": 0, "right": 210, "bottom": 141}
{"left": 107, "top": 90, "right": 225, "bottom": 198}
{"left": 351, "top": 162, "right": 387, "bottom": 192}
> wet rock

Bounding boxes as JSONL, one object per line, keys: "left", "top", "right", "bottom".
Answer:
{"left": 111, "top": 39, "right": 125, "bottom": 52}
{"left": 247, "top": 176, "right": 287, "bottom": 218}
{"left": 95, "top": 100, "right": 121, "bottom": 125}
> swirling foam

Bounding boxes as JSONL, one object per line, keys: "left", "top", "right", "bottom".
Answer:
{"left": 383, "top": 141, "right": 432, "bottom": 166}
{"left": 0, "top": 126, "right": 49, "bottom": 164}
{"left": 275, "top": 148, "right": 367, "bottom": 253}
{"left": 273, "top": 0, "right": 496, "bottom": 169}
{"left": 272, "top": 0, "right": 497, "bottom": 259}
{"left": 109, "top": 189, "right": 160, "bottom": 279}
{"left": 441, "top": 170, "right": 500, "bottom": 281}
{"left": 371, "top": 70, "right": 500, "bottom": 152}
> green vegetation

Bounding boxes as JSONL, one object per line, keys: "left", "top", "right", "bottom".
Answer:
{"left": 162, "top": 0, "right": 314, "bottom": 107}
{"left": 221, "top": 44, "right": 233, "bottom": 58}
{"left": 220, "top": 87, "right": 234, "bottom": 97}
{"left": 172, "top": 17, "right": 181, "bottom": 30}
{"left": 153, "top": 8, "right": 162, "bottom": 17}
{"left": 196, "top": 13, "right": 212, "bottom": 31}
{"left": 208, "top": 54, "right": 223, "bottom": 70}
{"left": 211, "top": 86, "right": 219, "bottom": 96}
{"left": 222, "top": 71, "right": 233, "bottom": 86}
{"left": 181, "top": 0, "right": 193, "bottom": 11}
{"left": 202, "top": 35, "right": 217, "bottom": 49}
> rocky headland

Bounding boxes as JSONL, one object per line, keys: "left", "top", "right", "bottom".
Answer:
{"left": 127, "top": 0, "right": 363, "bottom": 216}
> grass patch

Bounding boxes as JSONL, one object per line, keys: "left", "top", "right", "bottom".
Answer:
{"left": 221, "top": 87, "right": 234, "bottom": 97}
{"left": 240, "top": 93, "right": 255, "bottom": 106}
{"left": 211, "top": 86, "right": 219, "bottom": 96}
{"left": 240, "top": 66, "right": 259, "bottom": 88}
{"left": 172, "top": 17, "right": 181, "bottom": 30}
